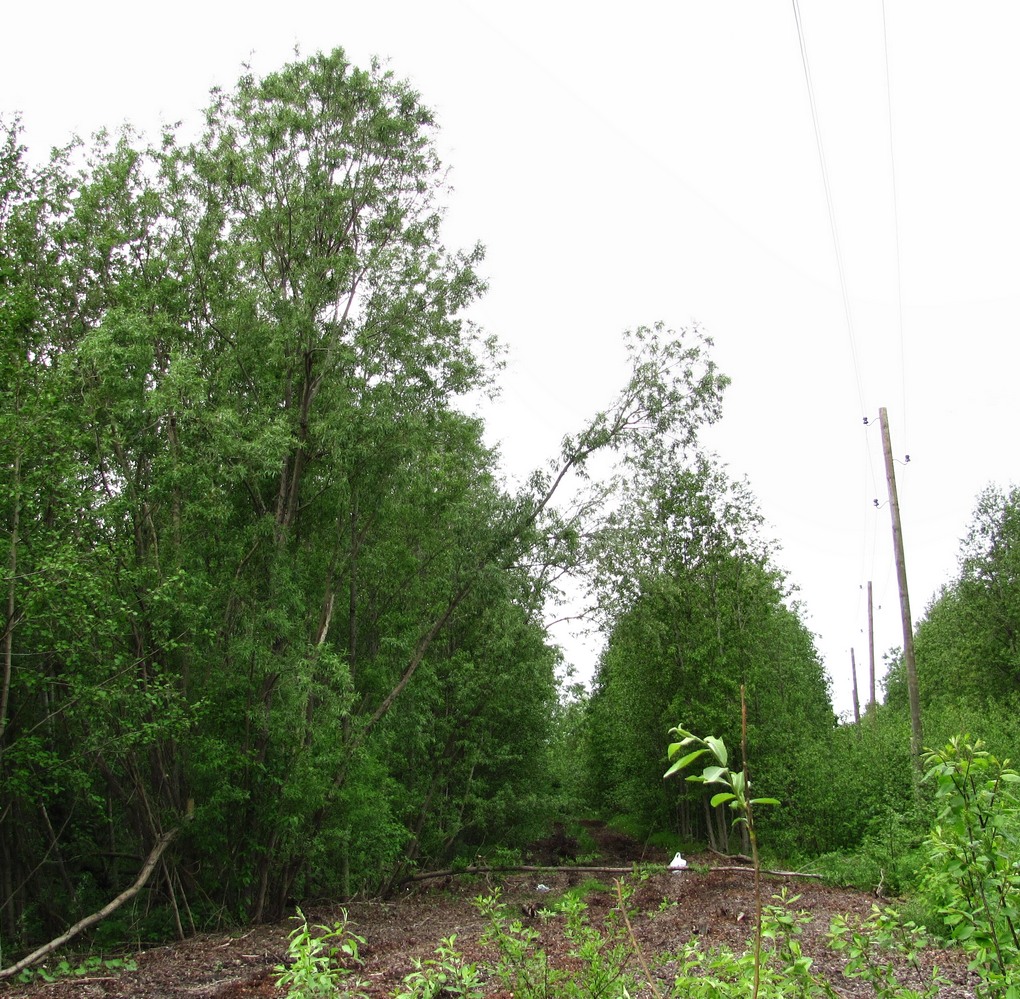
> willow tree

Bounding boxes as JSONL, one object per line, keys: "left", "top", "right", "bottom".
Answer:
{"left": 892, "top": 485, "right": 1020, "bottom": 713}
{"left": 583, "top": 444, "right": 833, "bottom": 845}
{"left": 0, "top": 51, "right": 506, "bottom": 932}
{"left": 1, "top": 50, "right": 734, "bottom": 950}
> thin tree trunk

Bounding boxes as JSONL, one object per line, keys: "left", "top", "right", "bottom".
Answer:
{"left": 0, "top": 829, "right": 177, "bottom": 981}
{"left": 38, "top": 804, "right": 75, "bottom": 905}
{"left": 0, "top": 821, "right": 18, "bottom": 942}
{"left": 0, "top": 450, "right": 20, "bottom": 752}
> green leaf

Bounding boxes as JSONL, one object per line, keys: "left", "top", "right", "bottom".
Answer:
{"left": 704, "top": 736, "right": 728, "bottom": 767}
{"left": 701, "top": 765, "right": 729, "bottom": 785}
{"left": 664, "top": 748, "right": 708, "bottom": 778}
{"left": 669, "top": 727, "right": 697, "bottom": 742}
{"left": 710, "top": 792, "right": 737, "bottom": 808}
{"left": 750, "top": 797, "right": 781, "bottom": 807}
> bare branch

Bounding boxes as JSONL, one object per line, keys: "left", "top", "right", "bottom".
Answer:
{"left": 0, "top": 829, "right": 178, "bottom": 981}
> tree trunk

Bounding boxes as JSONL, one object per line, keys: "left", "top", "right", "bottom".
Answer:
{"left": 0, "top": 829, "right": 177, "bottom": 981}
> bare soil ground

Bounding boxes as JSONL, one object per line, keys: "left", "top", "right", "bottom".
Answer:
{"left": 0, "top": 825, "right": 978, "bottom": 998}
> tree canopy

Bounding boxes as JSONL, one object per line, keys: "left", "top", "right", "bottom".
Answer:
{"left": 888, "top": 484, "right": 1020, "bottom": 711}
{"left": 0, "top": 48, "right": 746, "bottom": 952}
{"left": 581, "top": 447, "right": 833, "bottom": 848}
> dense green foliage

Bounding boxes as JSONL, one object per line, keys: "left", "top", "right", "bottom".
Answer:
{"left": 922, "top": 737, "right": 1019, "bottom": 993}
{"left": 582, "top": 454, "right": 833, "bottom": 849}
{"left": 797, "top": 488, "right": 1020, "bottom": 895}
{"left": 5, "top": 45, "right": 1020, "bottom": 990}
{"left": 583, "top": 462, "right": 1020, "bottom": 901}
{"left": 0, "top": 48, "right": 734, "bottom": 957}
{"left": 889, "top": 484, "right": 1020, "bottom": 712}
{"left": 0, "top": 50, "right": 539, "bottom": 940}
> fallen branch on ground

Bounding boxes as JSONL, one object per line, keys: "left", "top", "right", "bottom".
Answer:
{"left": 399, "top": 863, "right": 645, "bottom": 886}
{"left": 708, "top": 847, "right": 752, "bottom": 863}
{"left": 0, "top": 829, "right": 178, "bottom": 981}
{"left": 398, "top": 861, "right": 823, "bottom": 888}
{"left": 712, "top": 866, "right": 823, "bottom": 880}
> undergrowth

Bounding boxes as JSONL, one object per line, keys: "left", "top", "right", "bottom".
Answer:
{"left": 6, "top": 738, "right": 1011, "bottom": 999}
{"left": 394, "top": 882, "right": 954, "bottom": 999}
{"left": 274, "top": 733, "right": 1016, "bottom": 999}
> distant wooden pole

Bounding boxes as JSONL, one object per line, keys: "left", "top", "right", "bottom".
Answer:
{"left": 879, "top": 407, "right": 923, "bottom": 767}
{"left": 867, "top": 581, "right": 876, "bottom": 710}
{"left": 850, "top": 648, "right": 861, "bottom": 724}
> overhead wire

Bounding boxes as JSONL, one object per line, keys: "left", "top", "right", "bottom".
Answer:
{"left": 791, "top": 1, "right": 887, "bottom": 593}
{"left": 790, "top": 0, "right": 870, "bottom": 422}
{"left": 790, "top": 0, "right": 879, "bottom": 530}
{"left": 877, "top": 1, "right": 914, "bottom": 661}
{"left": 791, "top": 1, "right": 913, "bottom": 698}
{"left": 881, "top": 0, "right": 909, "bottom": 458}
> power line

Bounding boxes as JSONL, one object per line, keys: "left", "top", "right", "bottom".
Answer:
{"left": 881, "top": 0, "right": 909, "bottom": 457}
{"left": 790, "top": 0, "right": 869, "bottom": 420}
{"left": 791, "top": 3, "right": 912, "bottom": 698}
{"left": 790, "top": 2, "right": 890, "bottom": 621}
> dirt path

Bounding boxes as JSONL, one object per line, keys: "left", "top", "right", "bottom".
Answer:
{"left": 0, "top": 834, "right": 978, "bottom": 998}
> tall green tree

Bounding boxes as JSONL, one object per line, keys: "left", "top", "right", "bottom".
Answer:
{"left": 0, "top": 121, "right": 142, "bottom": 943}
{"left": 1, "top": 49, "right": 735, "bottom": 953}
{"left": 150, "top": 50, "right": 523, "bottom": 918}
{"left": 891, "top": 484, "right": 1020, "bottom": 711}
{"left": 583, "top": 448, "right": 833, "bottom": 846}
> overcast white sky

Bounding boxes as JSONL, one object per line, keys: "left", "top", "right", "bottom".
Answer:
{"left": 4, "top": 2, "right": 1017, "bottom": 718}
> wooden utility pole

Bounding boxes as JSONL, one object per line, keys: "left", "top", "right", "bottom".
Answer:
{"left": 850, "top": 648, "right": 861, "bottom": 724}
{"left": 879, "top": 407, "right": 923, "bottom": 766}
{"left": 867, "top": 581, "right": 876, "bottom": 710}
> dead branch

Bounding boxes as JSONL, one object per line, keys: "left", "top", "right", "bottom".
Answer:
{"left": 0, "top": 829, "right": 178, "bottom": 981}
{"left": 711, "top": 866, "right": 824, "bottom": 880}
{"left": 708, "top": 847, "right": 752, "bottom": 863}
{"left": 615, "top": 880, "right": 662, "bottom": 999}
{"left": 399, "top": 863, "right": 642, "bottom": 886}
{"left": 398, "top": 861, "right": 823, "bottom": 888}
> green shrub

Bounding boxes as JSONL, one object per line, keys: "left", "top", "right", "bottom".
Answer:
{"left": 827, "top": 905, "right": 946, "bottom": 999}
{"left": 475, "top": 886, "right": 638, "bottom": 999}
{"left": 918, "top": 736, "right": 1019, "bottom": 997}
{"left": 273, "top": 907, "right": 366, "bottom": 999}
{"left": 813, "top": 807, "right": 925, "bottom": 896}
{"left": 394, "top": 935, "right": 483, "bottom": 999}
{"left": 475, "top": 890, "right": 557, "bottom": 999}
